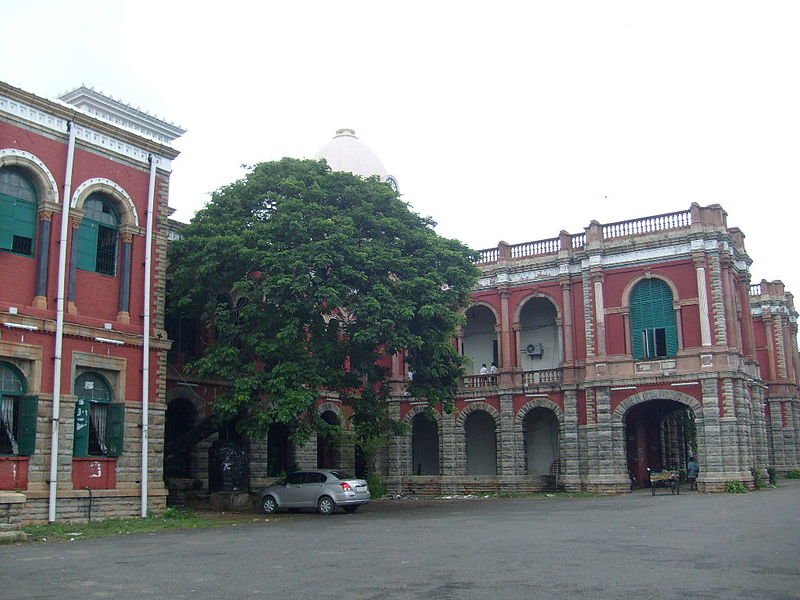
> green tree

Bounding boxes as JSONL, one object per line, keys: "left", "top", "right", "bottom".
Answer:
{"left": 169, "top": 158, "right": 479, "bottom": 462}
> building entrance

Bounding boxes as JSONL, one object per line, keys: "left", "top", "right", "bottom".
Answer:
{"left": 625, "top": 399, "right": 696, "bottom": 488}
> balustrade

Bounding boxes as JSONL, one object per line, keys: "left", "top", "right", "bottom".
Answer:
{"left": 522, "top": 368, "right": 563, "bottom": 387}
{"left": 602, "top": 210, "right": 691, "bottom": 240}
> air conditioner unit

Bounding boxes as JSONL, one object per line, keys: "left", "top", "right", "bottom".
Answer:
{"left": 525, "top": 343, "right": 544, "bottom": 358}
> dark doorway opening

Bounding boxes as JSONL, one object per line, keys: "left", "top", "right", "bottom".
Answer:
{"left": 625, "top": 399, "right": 696, "bottom": 488}
{"left": 317, "top": 410, "right": 339, "bottom": 469}
{"left": 164, "top": 397, "right": 196, "bottom": 478}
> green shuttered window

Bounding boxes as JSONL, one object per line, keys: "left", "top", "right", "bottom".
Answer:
{"left": 0, "top": 362, "right": 37, "bottom": 455}
{"left": 630, "top": 278, "right": 678, "bottom": 360}
{"left": 0, "top": 168, "right": 37, "bottom": 256}
{"left": 73, "top": 372, "right": 124, "bottom": 457}
{"left": 77, "top": 194, "right": 118, "bottom": 276}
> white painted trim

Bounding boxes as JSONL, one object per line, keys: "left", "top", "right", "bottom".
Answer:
{"left": 71, "top": 178, "right": 140, "bottom": 227}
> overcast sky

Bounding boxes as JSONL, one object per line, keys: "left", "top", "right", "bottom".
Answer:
{"left": 2, "top": 1, "right": 798, "bottom": 292}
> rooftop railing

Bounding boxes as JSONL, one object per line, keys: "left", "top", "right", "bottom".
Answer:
{"left": 749, "top": 284, "right": 762, "bottom": 296}
{"left": 602, "top": 209, "right": 692, "bottom": 240}
{"left": 474, "top": 208, "right": 693, "bottom": 264}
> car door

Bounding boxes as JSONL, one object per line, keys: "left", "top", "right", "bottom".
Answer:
{"left": 280, "top": 472, "right": 308, "bottom": 507}
{"left": 301, "top": 471, "right": 328, "bottom": 507}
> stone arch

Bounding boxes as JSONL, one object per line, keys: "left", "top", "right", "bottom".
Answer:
{"left": 466, "top": 300, "right": 500, "bottom": 324}
{"left": 317, "top": 402, "right": 345, "bottom": 469}
{"left": 0, "top": 148, "right": 59, "bottom": 207}
{"left": 621, "top": 273, "right": 681, "bottom": 308}
{"left": 514, "top": 291, "right": 562, "bottom": 324}
{"left": 404, "top": 403, "right": 443, "bottom": 425}
{"left": 71, "top": 178, "right": 140, "bottom": 228}
{"left": 166, "top": 386, "right": 206, "bottom": 418}
{"left": 516, "top": 398, "right": 564, "bottom": 425}
{"left": 613, "top": 389, "right": 705, "bottom": 488}
{"left": 456, "top": 403, "right": 500, "bottom": 476}
{"left": 613, "top": 389, "right": 703, "bottom": 422}
{"left": 456, "top": 401, "right": 501, "bottom": 428}
{"left": 515, "top": 399, "right": 563, "bottom": 477}
{"left": 403, "top": 405, "right": 442, "bottom": 476}
{"left": 318, "top": 401, "right": 344, "bottom": 424}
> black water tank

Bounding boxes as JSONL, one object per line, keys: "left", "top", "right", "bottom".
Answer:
{"left": 208, "top": 441, "right": 248, "bottom": 492}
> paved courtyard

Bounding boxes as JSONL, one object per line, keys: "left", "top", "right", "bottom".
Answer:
{"left": 2, "top": 481, "right": 799, "bottom": 600}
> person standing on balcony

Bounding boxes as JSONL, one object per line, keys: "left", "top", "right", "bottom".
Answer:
{"left": 489, "top": 363, "right": 498, "bottom": 374}
{"left": 480, "top": 364, "right": 488, "bottom": 375}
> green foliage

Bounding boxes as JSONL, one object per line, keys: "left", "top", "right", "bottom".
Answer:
{"left": 22, "top": 509, "right": 254, "bottom": 543}
{"left": 750, "top": 468, "right": 763, "bottom": 490}
{"left": 786, "top": 470, "right": 800, "bottom": 479}
{"left": 767, "top": 467, "right": 777, "bottom": 485}
{"left": 366, "top": 473, "right": 387, "bottom": 499}
{"left": 169, "top": 158, "right": 479, "bottom": 454}
{"left": 725, "top": 480, "right": 748, "bottom": 494}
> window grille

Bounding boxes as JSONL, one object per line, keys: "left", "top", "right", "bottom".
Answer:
{"left": 96, "top": 226, "right": 118, "bottom": 275}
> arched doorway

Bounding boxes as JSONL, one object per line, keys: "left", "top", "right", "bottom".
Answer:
{"left": 317, "top": 410, "right": 340, "bottom": 469}
{"left": 625, "top": 399, "right": 696, "bottom": 488}
{"left": 523, "top": 407, "right": 559, "bottom": 475}
{"left": 464, "top": 410, "right": 497, "bottom": 475}
{"left": 463, "top": 305, "right": 498, "bottom": 375}
{"left": 267, "top": 422, "right": 291, "bottom": 477}
{"left": 164, "top": 397, "right": 197, "bottom": 478}
{"left": 518, "top": 297, "right": 560, "bottom": 371}
{"left": 412, "top": 413, "right": 440, "bottom": 475}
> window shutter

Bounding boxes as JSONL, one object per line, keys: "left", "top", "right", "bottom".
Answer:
{"left": 73, "top": 398, "right": 90, "bottom": 457}
{"left": 105, "top": 403, "right": 125, "bottom": 457}
{"left": 17, "top": 395, "right": 38, "bottom": 455}
{"left": 630, "top": 279, "right": 679, "bottom": 359}
{"left": 14, "top": 198, "right": 37, "bottom": 240}
{"left": 0, "top": 195, "right": 15, "bottom": 250}
{"left": 76, "top": 220, "right": 98, "bottom": 272}
{"left": 630, "top": 287, "right": 646, "bottom": 359}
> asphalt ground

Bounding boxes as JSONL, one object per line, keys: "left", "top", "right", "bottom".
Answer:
{"left": 2, "top": 481, "right": 799, "bottom": 600}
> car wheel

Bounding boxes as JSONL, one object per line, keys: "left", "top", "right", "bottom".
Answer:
{"left": 317, "top": 495, "right": 335, "bottom": 515}
{"left": 262, "top": 495, "right": 278, "bottom": 514}
{"left": 343, "top": 505, "right": 359, "bottom": 514}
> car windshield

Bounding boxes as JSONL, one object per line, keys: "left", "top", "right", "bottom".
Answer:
{"left": 329, "top": 471, "right": 355, "bottom": 480}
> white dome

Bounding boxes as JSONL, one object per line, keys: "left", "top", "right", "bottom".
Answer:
{"left": 315, "top": 128, "right": 390, "bottom": 181}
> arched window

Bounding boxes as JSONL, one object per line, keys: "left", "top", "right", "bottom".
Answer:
{"left": 73, "top": 372, "right": 124, "bottom": 457}
{"left": 77, "top": 193, "right": 119, "bottom": 276}
{"left": 0, "top": 168, "right": 37, "bottom": 256}
{"left": 630, "top": 278, "right": 678, "bottom": 360}
{"left": 0, "top": 362, "right": 37, "bottom": 455}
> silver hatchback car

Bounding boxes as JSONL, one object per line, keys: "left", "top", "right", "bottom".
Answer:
{"left": 260, "top": 469, "right": 370, "bottom": 515}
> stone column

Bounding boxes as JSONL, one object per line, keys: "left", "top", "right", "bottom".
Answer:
{"left": 720, "top": 257, "right": 738, "bottom": 350}
{"left": 498, "top": 285, "right": 512, "bottom": 371}
{"left": 592, "top": 270, "right": 607, "bottom": 356}
{"left": 739, "top": 275, "right": 757, "bottom": 359}
{"left": 498, "top": 393, "right": 515, "bottom": 489}
{"left": 32, "top": 210, "right": 53, "bottom": 309}
{"left": 115, "top": 232, "right": 133, "bottom": 324}
{"left": 699, "top": 376, "right": 724, "bottom": 490}
{"left": 763, "top": 315, "right": 777, "bottom": 380}
{"left": 561, "top": 388, "right": 581, "bottom": 491}
{"left": 694, "top": 255, "right": 713, "bottom": 347}
{"left": 67, "top": 216, "right": 81, "bottom": 314}
{"left": 385, "top": 400, "right": 402, "bottom": 494}
{"left": 560, "top": 279, "right": 575, "bottom": 364}
{"left": 440, "top": 409, "right": 458, "bottom": 494}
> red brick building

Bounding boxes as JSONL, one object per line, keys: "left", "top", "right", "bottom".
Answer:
{"left": 163, "top": 131, "right": 799, "bottom": 504}
{"left": 382, "top": 204, "right": 799, "bottom": 494}
{"left": 0, "top": 81, "right": 183, "bottom": 523}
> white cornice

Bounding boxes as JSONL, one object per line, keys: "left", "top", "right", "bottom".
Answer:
{"left": 0, "top": 92, "right": 174, "bottom": 171}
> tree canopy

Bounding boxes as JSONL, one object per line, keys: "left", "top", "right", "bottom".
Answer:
{"left": 168, "top": 158, "right": 479, "bottom": 447}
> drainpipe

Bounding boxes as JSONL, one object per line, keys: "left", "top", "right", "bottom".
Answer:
{"left": 141, "top": 154, "right": 158, "bottom": 517}
{"left": 49, "top": 120, "right": 77, "bottom": 522}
